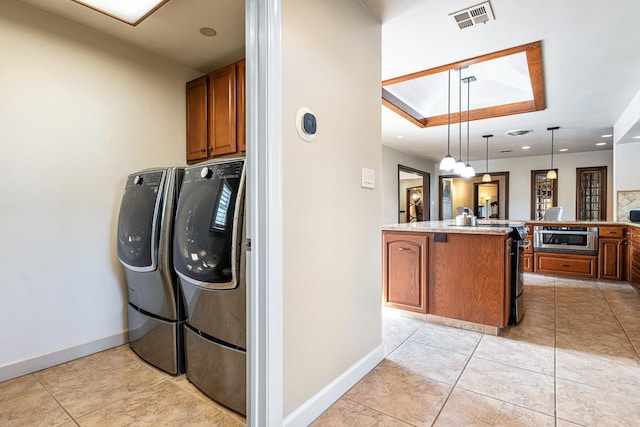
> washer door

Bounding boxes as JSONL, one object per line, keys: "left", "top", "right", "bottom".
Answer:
{"left": 174, "top": 160, "right": 244, "bottom": 289}
{"left": 117, "top": 170, "right": 166, "bottom": 271}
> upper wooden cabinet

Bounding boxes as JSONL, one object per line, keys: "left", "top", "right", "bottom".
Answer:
{"left": 186, "top": 59, "right": 246, "bottom": 164}
{"left": 186, "top": 76, "right": 208, "bottom": 162}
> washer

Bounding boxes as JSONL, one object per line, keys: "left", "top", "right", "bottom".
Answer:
{"left": 117, "top": 167, "right": 185, "bottom": 375}
{"left": 173, "top": 158, "right": 246, "bottom": 415}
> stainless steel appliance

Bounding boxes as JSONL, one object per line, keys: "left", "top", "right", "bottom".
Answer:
{"left": 173, "top": 158, "right": 246, "bottom": 415}
{"left": 509, "top": 226, "right": 528, "bottom": 325}
{"left": 117, "top": 167, "right": 185, "bottom": 375}
{"left": 533, "top": 225, "right": 598, "bottom": 255}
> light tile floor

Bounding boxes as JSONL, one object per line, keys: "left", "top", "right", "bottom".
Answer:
{"left": 0, "top": 345, "right": 247, "bottom": 426}
{"left": 2, "top": 273, "right": 640, "bottom": 426}
{"left": 313, "top": 274, "right": 640, "bottom": 426}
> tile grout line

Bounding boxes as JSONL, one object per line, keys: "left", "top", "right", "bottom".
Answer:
{"left": 553, "top": 274, "right": 558, "bottom": 427}
{"left": 597, "top": 280, "right": 640, "bottom": 361}
{"left": 32, "top": 372, "right": 77, "bottom": 424}
{"left": 429, "top": 328, "right": 485, "bottom": 426}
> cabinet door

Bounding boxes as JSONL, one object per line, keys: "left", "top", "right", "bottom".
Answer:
{"left": 523, "top": 253, "right": 533, "bottom": 272}
{"left": 208, "top": 64, "right": 237, "bottom": 156}
{"left": 382, "top": 233, "right": 428, "bottom": 313}
{"left": 236, "top": 59, "right": 246, "bottom": 154}
{"left": 186, "top": 76, "right": 208, "bottom": 163}
{"left": 599, "top": 238, "right": 624, "bottom": 281}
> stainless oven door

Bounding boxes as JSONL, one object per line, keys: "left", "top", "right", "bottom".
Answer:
{"left": 533, "top": 228, "right": 598, "bottom": 253}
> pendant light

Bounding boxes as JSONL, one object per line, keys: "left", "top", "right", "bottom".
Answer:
{"left": 547, "top": 126, "right": 559, "bottom": 180}
{"left": 482, "top": 134, "right": 493, "bottom": 182}
{"left": 453, "top": 68, "right": 465, "bottom": 175}
{"left": 462, "top": 76, "right": 476, "bottom": 178}
{"left": 439, "top": 69, "right": 456, "bottom": 171}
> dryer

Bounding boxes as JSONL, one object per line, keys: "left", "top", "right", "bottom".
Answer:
{"left": 173, "top": 158, "right": 246, "bottom": 415}
{"left": 117, "top": 167, "right": 185, "bottom": 375}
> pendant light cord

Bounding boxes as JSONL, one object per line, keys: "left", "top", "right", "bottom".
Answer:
{"left": 458, "top": 68, "right": 462, "bottom": 161}
{"left": 550, "top": 128, "right": 554, "bottom": 169}
{"left": 466, "top": 76, "right": 470, "bottom": 164}
{"left": 447, "top": 70, "right": 451, "bottom": 156}
{"left": 485, "top": 136, "right": 489, "bottom": 173}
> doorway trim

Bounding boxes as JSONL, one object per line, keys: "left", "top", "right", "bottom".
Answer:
{"left": 247, "top": 0, "right": 283, "bottom": 425}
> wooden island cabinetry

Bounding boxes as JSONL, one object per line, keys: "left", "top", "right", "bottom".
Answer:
{"left": 382, "top": 224, "right": 515, "bottom": 329}
{"left": 382, "top": 233, "right": 427, "bottom": 313}
{"left": 186, "top": 59, "right": 246, "bottom": 164}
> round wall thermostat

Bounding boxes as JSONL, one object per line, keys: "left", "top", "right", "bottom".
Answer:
{"left": 296, "top": 107, "right": 317, "bottom": 142}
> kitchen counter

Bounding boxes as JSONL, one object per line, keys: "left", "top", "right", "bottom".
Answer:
{"left": 382, "top": 219, "right": 525, "bottom": 235}
{"left": 382, "top": 220, "right": 519, "bottom": 330}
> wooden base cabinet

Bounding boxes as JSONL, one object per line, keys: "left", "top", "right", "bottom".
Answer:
{"left": 523, "top": 230, "right": 533, "bottom": 273}
{"left": 382, "top": 232, "right": 428, "bottom": 314}
{"left": 186, "top": 59, "right": 246, "bottom": 164}
{"left": 598, "top": 226, "right": 625, "bottom": 281}
{"left": 628, "top": 228, "right": 640, "bottom": 292}
{"left": 534, "top": 252, "right": 597, "bottom": 278}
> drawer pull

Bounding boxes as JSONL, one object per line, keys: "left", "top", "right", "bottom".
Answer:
{"left": 398, "top": 247, "right": 412, "bottom": 251}
{"left": 560, "top": 263, "right": 570, "bottom": 267}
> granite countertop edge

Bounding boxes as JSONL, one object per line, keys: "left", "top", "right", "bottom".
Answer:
{"left": 382, "top": 220, "right": 640, "bottom": 234}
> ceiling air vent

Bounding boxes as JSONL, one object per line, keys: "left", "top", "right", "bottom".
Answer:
{"left": 450, "top": 1, "right": 495, "bottom": 30}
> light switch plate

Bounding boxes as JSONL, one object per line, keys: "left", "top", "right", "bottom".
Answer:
{"left": 361, "top": 168, "right": 375, "bottom": 189}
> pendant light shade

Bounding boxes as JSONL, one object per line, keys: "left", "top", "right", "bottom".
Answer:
{"left": 439, "top": 70, "right": 456, "bottom": 171}
{"left": 461, "top": 75, "right": 475, "bottom": 178}
{"left": 482, "top": 134, "right": 493, "bottom": 182}
{"left": 547, "top": 126, "right": 559, "bottom": 180}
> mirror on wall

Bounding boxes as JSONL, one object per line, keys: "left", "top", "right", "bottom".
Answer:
{"left": 438, "top": 172, "right": 509, "bottom": 220}
{"left": 398, "top": 165, "right": 430, "bottom": 223}
{"left": 474, "top": 181, "right": 499, "bottom": 219}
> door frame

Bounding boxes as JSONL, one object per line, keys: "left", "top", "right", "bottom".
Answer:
{"left": 247, "top": 0, "right": 283, "bottom": 425}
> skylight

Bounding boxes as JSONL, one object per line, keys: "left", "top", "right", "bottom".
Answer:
{"left": 72, "top": 0, "right": 170, "bottom": 26}
{"left": 382, "top": 41, "right": 546, "bottom": 128}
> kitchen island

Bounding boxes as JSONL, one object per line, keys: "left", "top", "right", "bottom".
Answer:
{"left": 382, "top": 220, "right": 526, "bottom": 332}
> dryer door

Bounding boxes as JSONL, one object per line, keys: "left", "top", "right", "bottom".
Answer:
{"left": 174, "top": 160, "right": 244, "bottom": 289}
{"left": 117, "top": 170, "right": 166, "bottom": 272}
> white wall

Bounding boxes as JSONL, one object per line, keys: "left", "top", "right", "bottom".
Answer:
{"left": 614, "top": 143, "right": 640, "bottom": 192}
{"left": 456, "top": 150, "right": 614, "bottom": 221}
{"left": 0, "top": 0, "right": 199, "bottom": 379}
{"left": 281, "top": 0, "right": 383, "bottom": 421}
{"left": 381, "top": 145, "right": 436, "bottom": 224}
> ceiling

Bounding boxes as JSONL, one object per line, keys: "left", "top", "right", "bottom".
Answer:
{"left": 17, "top": 0, "right": 640, "bottom": 164}
{"left": 363, "top": 0, "right": 640, "bottom": 163}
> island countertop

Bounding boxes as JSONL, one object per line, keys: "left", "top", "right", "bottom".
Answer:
{"left": 382, "top": 220, "right": 526, "bottom": 235}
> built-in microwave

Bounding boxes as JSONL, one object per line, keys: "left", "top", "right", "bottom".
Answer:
{"left": 533, "top": 226, "right": 598, "bottom": 254}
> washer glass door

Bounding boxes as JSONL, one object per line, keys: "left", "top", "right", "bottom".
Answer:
{"left": 117, "top": 170, "right": 165, "bottom": 271}
{"left": 174, "top": 160, "right": 244, "bottom": 289}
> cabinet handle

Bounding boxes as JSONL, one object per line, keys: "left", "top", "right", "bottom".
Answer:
{"left": 208, "top": 146, "right": 214, "bottom": 151}
{"left": 398, "top": 247, "right": 412, "bottom": 251}
{"left": 200, "top": 148, "right": 206, "bottom": 153}
{"left": 606, "top": 231, "right": 617, "bottom": 234}
{"left": 560, "top": 263, "right": 570, "bottom": 267}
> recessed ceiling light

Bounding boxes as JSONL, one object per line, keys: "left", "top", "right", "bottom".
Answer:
{"left": 633, "top": 136, "right": 640, "bottom": 139}
{"left": 396, "top": 135, "right": 405, "bottom": 139}
{"left": 601, "top": 134, "right": 613, "bottom": 138}
{"left": 505, "top": 129, "right": 533, "bottom": 136}
{"left": 199, "top": 27, "right": 217, "bottom": 37}
{"left": 521, "top": 146, "right": 531, "bottom": 150}
{"left": 72, "top": 0, "right": 170, "bottom": 26}
{"left": 595, "top": 142, "right": 607, "bottom": 146}
{"left": 559, "top": 148, "right": 568, "bottom": 152}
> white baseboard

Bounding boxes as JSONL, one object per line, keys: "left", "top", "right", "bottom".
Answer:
{"left": 283, "top": 344, "right": 385, "bottom": 427}
{"left": 0, "top": 331, "right": 127, "bottom": 383}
